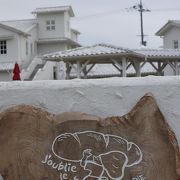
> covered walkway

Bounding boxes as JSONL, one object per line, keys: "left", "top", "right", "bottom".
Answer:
{"left": 44, "top": 44, "right": 180, "bottom": 79}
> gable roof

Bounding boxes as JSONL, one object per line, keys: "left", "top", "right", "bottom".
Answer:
{"left": 44, "top": 43, "right": 143, "bottom": 59}
{"left": 32, "top": 6, "right": 74, "bottom": 17}
{"left": 0, "top": 19, "right": 37, "bottom": 36}
{"left": 156, "top": 20, "right": 180, "bottom": 36}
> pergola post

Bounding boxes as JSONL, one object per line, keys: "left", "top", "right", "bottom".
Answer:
{"left": 174, "top": 60, "right": 179, "bottom": 75}
{"left": 66, "top": 62, "right": 71, "bottom": 80}
{"left": 133, "top": 61, "right": 141, "bottom": 77}
{"left": 83, "top": 66, "right": 87, "bottom": 79}
{"left": 76, "top": 60, "right": 81, "bottom": 79}
{"left": 157, "top": 62, "right": 162, "bottom": 76}
{"left": 122, "top": 57, "right": 127, "bottom": 77}
{"left": 168, "top": 60, "right": 179, "bottom": 76}
{"left": 80, "top": 60, "right": 90, "bottom": 79}
{"left": 56, "top": 62, "right": 61, "bottom": 80}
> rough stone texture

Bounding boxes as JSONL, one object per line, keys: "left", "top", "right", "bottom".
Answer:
{"left": 0, "top": 94, "right": 179, "bottom": 180}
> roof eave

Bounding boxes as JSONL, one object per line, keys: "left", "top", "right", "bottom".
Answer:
{"left": 44, "top": 52, "right": 144, "bottom": 62}
{"left": 37, "top": 38, "right": 81, "bottom": 46}
{"left": 68, "top": 6, "right": 75, "bottom": 17}
{"left": 0, "top": 23, "right": 30, "bottom": 37}
{"left": 147, "top": 56, "right": 180, "bottom": 60}
{"left": 32, "top": 6, "right": 75, "bottom": 17}
{"left": 71, "top": 28, "right": 81, "bottom": 34}
{"left": 155, "top": 20, "right": 180, "bottom": 36}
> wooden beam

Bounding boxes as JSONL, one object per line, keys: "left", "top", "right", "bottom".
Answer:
{"left": 174, "top": 60, "right": 179, "bottom": 75}
{"left": 112, "top": 63, "right": 122, "bottom": 73}
{"left": 140, "top": 61, "right": 146, "bottom": 69}
{"left": 83, "top": 66, "right": 87, "bottom": 78}
{"left": 86, "top": 64, "right": 95, "bottom": 75}
{"left": 160, "top": 62, "right": 168, "bottom": 71}
{"left": 133, "top": 61, "right": 141, "bottom": 77}
{"left": 56, "top": 62, "right": 61, "bottom": 80}
{"left": 149, "top": 62, "right": 158, "bottom": 72}
{"left": 80, "top": 60, "right": 90, "bottom": 72}
{"left": 122, "top": 57, "right": 127, "bottom": 77}
{"left": 111, "top": 59, "right": 122, "bottom": 70}
{"left": 157, "top": 62, "right": 163, "bottom": 76}
{"left": 76, "top": 60, "right": 81, "bottom": 79}
{"left": 168, "top": 62, "right": 175, "bottom": 71}
{"left": 126, "top": 62, "right": 132, "bottom": 70}
{"left": 66, "top": 62, "right": 71, "bottom": 80}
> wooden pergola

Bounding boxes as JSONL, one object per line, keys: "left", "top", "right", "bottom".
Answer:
{"left": 44, "top": 44, "right": 180, "bottom": 79}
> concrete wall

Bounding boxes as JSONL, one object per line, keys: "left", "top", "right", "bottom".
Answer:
{"left": 163, "top": 26, "right": 180, "bottom": 49}
{"left": 0, "top": 76, "right": 180, "bottom": 145}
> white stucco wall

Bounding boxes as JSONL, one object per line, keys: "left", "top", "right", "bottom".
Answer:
{"left": 36, "top": 12, "right": 65, "bottom": 40}
{"left": 0, "top": 76, "right": 180, "bottom": 144}
{"left": 163, "top": 26, "right": 180, "bottom": 49}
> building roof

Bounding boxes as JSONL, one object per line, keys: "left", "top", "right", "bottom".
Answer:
{"left": 134, "top": 48, "right": 180, "bottom": 59}
{"left": 0, "top": 19, "right": 37, "bottom": 36}
{"left": 156, "top": 20, "right": 180, "bottom": 36}
{"left": 44, "top": 44, "right": 180, "bottom": 78}
{"left": 71, "top": 28, "right": 81, "bottom": 35}
{"left": 44, "top": 43, "right": 180, "bottom": 61}
{"left": 37, "top": 37, "right": 81, "bottom": 47}
{"left": 32, "top": 6, "right": 74, "bottom": 17}
{"left": 44, "top": 43, "right": 143, "bottom": 59}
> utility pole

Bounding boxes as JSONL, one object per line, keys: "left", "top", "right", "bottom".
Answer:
{"left": 133, "top": 0, "right": 150, "bottom": 46}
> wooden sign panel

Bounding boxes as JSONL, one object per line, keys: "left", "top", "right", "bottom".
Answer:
{"left": 0, "top": 94, "right": 179, "bottom": 180}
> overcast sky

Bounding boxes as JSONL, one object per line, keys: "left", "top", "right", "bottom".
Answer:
{"left": 0, "top": 0, "right": 180, "bottom": 48}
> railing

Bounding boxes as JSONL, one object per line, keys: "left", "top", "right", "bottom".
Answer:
{"left": 33, "top": 61, "right": 55, "bottom": 80}
{"left": 21, "top": 57, "right": 43, "bottom": 80}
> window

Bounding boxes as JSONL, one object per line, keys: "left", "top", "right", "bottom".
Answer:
{"left": 0, "top": 40, "right": 7, "bottom": 54}
{"left": 173, "top": 40, "right": 178, "bottom": 49}
{"left": 26, "top": 41, "right": 28, "bottom": 55}
{"left": 46, "top": 20, "right": 55, "bottom": 31}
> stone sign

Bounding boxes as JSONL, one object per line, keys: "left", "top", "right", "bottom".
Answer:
{"left": 0, "top": 94, "right": 179, "bottom": 179}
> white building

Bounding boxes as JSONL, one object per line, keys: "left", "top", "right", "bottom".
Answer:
{"left": 0, "top": 6, "right": 80, "bottom": 81}
{"left": 156, "top": 20, "right": 180, "bottom": 75}
{"left": 156, "top": 20, "right": 180, "bottom": 49}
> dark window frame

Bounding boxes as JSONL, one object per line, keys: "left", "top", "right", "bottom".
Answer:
{"left": 46, "top": 20, "right": 56, "bottom": 31}
{"left": 173, "top": 40, "right": 179, "bottom": 49}
{"left": 0, "top": 40, "right": 7, "bottom": 54}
